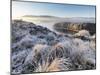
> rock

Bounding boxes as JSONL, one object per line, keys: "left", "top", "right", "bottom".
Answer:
{"left": 73, "top": 30, "right": 91, "bottom": 41}
{"left": 74, "top": 30, "right": 90, "bottom": 37}
{"left": 54, "top": 22, "right": 96, "bottom": 35}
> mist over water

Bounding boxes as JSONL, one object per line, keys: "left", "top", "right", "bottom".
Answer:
{"left": 20, "top": 17, "right": 59, "bottom": 33}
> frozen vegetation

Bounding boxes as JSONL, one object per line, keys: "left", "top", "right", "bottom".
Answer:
{"left": 11, "top": 20, "right": 96, "bottom": 74}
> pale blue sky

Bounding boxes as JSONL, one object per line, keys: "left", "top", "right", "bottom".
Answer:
{"left": 12, "top": 1, "right": 95, "bottom": 19}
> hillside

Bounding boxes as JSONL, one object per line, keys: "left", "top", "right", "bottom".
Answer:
{"left": 11, "top": 20, "right": 96, "bottom": 74}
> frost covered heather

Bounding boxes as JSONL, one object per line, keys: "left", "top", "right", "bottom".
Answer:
{"left": 11, "top": 20, "right": 96, "bottom": 74}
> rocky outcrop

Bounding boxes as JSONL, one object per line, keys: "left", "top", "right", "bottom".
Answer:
{"left": 11, "top": 20, "right": 96, "bottom": 74}
{"left": 54, "top": 22, "right": 96, "bottom": 35}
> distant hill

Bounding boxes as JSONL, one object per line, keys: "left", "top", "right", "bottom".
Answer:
{"left": 20, "top": 15, "right": 95, "bottom": 23}
{"left": 22, "top": 15, "right": 61, "bottom": 19}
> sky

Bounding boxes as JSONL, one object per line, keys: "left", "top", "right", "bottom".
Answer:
{"left": 12, "top": 1, "right": 95, "bottom": 19}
